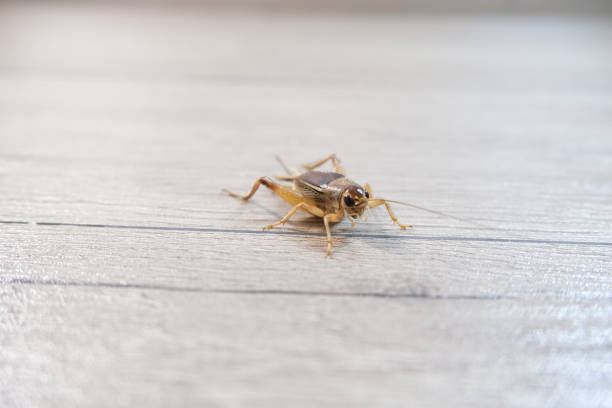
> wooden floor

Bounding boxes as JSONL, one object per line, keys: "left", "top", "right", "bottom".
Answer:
{"left": 1, "top": 3, "right": 612, "bottom": 407}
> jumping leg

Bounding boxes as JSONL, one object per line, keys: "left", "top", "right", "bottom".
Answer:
{"left": 303, "top": 154, "right": 345, "bottom": 175}
{"left": 223, "top": 177, "right": 305, "bottom": 207}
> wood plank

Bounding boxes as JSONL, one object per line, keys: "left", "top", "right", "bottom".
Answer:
{"left": 1, "top": 3, "right": 611, "bottom": 407}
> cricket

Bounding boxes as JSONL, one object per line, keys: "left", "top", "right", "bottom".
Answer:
{"left": 223, "top": 154, "right": 413, "bottom": 256}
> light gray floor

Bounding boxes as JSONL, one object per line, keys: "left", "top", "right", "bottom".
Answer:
{"left": 1, "top": 3, "right": 612, "bottom": 407}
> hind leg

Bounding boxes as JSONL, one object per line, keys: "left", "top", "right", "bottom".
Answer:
{"left": 223, "top": 176, "right": 306, "bottom": 207}
{"left": 303, "top": 154, "right": 345, "bottom": 175}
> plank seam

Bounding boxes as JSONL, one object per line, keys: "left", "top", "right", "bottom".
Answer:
{"left": 2, "top": 220, "right": 610, "bottom": 247}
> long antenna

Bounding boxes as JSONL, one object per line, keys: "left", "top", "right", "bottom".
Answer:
{"left": 274, "top": 155, "right": 300, "bottom": 180}
{"left": 383, "top": 199, "right": 487, "bottom": 228}
{"left": 275, "top": 155, "right": 297, "bottom": 175}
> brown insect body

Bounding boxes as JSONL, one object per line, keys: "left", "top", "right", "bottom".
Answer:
{"left": 293, "top": 171, "right": 365, "bottom": 218}
{"left": 224, "top": 154, "right": 412, "bottom": 256}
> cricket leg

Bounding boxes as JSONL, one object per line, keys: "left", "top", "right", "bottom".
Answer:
{"left": 361, "top": 184, "right": 373, "bottom": 221}
{"left": 223, "top": 177, "right": 272, "bottom": 201}
{"left": 263, "top": 200, "right": 326, "bottom": 231}
{"left": 368, "top": 199, "right": 414, "bottom": 230}
{"left": 323, "top": 214, "right": 333, "bottom": 256}
{"left": 263, "top": 202, "right": 305, "bottom": 230}
{"left": 224, "top": 177, "right": 305, "bottom": 207}
{"left": 363, "top": 185, "right": 373, "bottom": 222}
{"left": 303, "top": 154, "right": 346, "bottom": 175}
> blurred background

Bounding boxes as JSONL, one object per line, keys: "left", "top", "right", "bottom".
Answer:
{"left": 2, "top": 1, "right": 612, "bottom": 407}
{"left": 1, "top": 0, "right": 611, "bottom": 231}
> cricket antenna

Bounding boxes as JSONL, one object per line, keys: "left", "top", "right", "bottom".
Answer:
{"left": 275, "top": 155, "right": 299, "bottom": 176}
{"left": 384, "top": 199, "right": 487, "bottom": 228}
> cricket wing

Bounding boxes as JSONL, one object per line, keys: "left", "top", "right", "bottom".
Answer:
{"left": 297, "top": 171, "right": 344, "bottom": 191}
{"left": 294, "top": 171, "right": 344, "bottom": 205}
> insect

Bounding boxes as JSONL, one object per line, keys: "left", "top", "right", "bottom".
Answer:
{"left": 224, "top": 154, "right": 413, "bottom": 256}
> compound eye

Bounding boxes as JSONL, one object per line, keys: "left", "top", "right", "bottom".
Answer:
{"left": 365, "top": 191, "right": 370, "bottom": 199}
{"left": 344, "top": 195, "right": 355, "bottom": 207}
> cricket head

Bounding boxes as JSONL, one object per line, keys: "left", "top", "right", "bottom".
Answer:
{"left": 341, "top": 184, "right": 371, "bottom": 223}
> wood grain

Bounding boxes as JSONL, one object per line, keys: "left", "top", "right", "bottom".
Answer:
{"left": 1, "top": 3, "right": 612, "bottom": 407}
